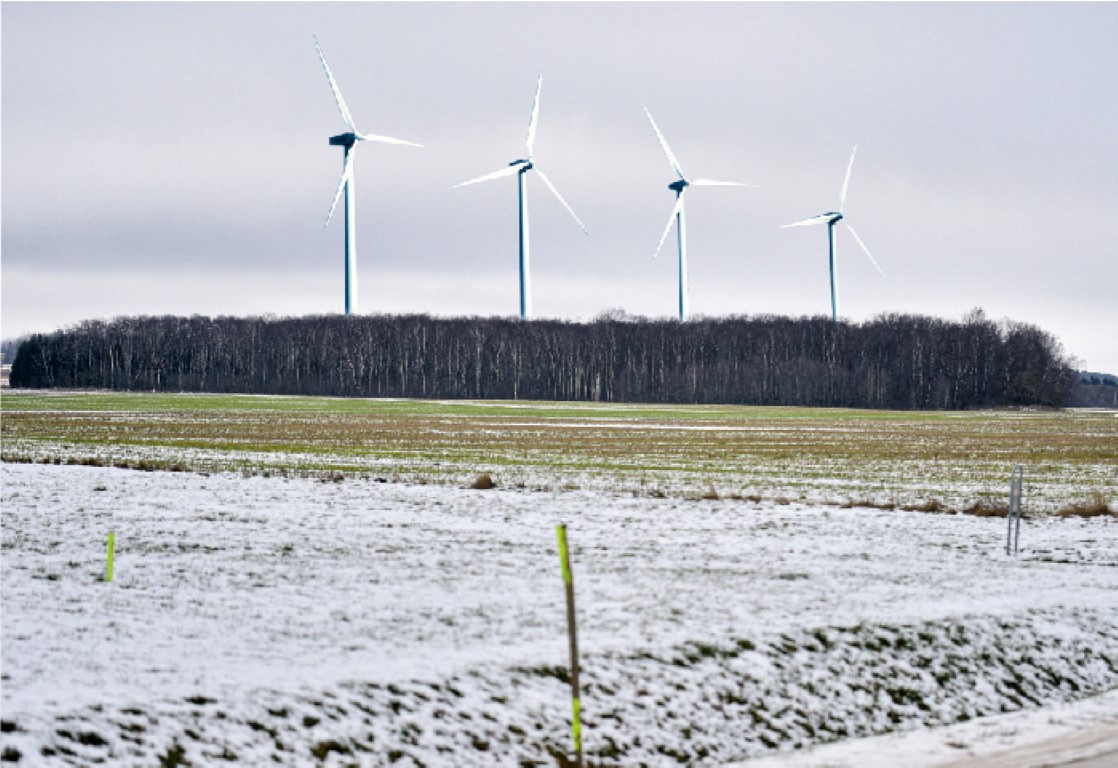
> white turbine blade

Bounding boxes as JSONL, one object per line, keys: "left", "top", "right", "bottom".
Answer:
{"left": 357, "top": 132, "right": 424, "bottom": 148}
{"left": 454, "top": 163, "right": 523, "bottom": 188}
{"left": 324, "top": 151, "right": 354, "bottom": 228}
{"left": 313, "top": 36, "right": 357, "bottom": 133}
{"left": 839, "top": 144, "right": 857, "bottom": 213}
{"left": 643, "top": 105, "right": 685, "bottom": 180}
{"left": 525, "top": 74, "right": 542, "bottom": 158}
{"left": 534, "top": 167, "right": 588, "bottom": 234}
{"left": 780, "top": 214, "right": 832, "bottom": 228}
{"left": 844, "top": 222, "right": 885, "bottom": 276}
{"left": 653, "top": 192, "right": 686, "bottom": 258}
{"left": 689, "top": 179, "right": 757, "bottom": 187}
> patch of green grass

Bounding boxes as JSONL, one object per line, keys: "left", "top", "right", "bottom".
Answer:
{"left": 517, "top": 665, "right": 571, "bottom": 684}
{"left": 310, "top": 739, "right": 351, "bottom": 760}
{"left": 158, "top": 743, "right": 186, "bottom": 768}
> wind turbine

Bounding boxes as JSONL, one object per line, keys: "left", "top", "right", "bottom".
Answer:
{"left": 781, "top": 145, "right": 884, "bottom": 321}
{"left": 455, "top": 75, "right": 588, "bottom": 320}
{"left": 645, "top": 106, "right": 753, "bottom": 322}
{"left": 315, "top": 36, "right": 423, "bottom": 315}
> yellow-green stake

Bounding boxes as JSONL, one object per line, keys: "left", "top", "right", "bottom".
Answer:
{"left": 556, "top": 524, "right": 583, "bottom": 768}
{"left": 106, "top": 532, "right": 115, "bottom": 582}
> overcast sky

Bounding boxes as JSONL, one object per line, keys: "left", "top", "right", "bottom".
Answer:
{"left": 3, "top": 2, "right": 1116, "bottom": 372}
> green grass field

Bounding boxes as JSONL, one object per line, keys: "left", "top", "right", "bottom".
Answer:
{"left": 2, "top": 390, "right": 1115, "bottom": 514}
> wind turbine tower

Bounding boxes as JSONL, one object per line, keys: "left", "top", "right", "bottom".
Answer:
{"left": 781, "top": 146, "right": 884, "bottom": 321}
{"left": 644, "top": 106, "right": 753, "bottom": 322}
{"left": 455, "top": 75, "right": 588, "bottom": 320}
{"left": 315, "top": 36, "right": 423, "bottom": 315}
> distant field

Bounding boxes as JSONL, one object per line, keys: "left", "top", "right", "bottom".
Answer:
{"left": 2, "top": 391, "right": 1115, "bottom": 513}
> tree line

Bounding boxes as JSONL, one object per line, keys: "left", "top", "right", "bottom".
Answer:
{"left": 1070, "top": 373, "right": 1118, "bottom": 408}
{"left": 9, "top": 309, "right": 1076, "bottom": 409}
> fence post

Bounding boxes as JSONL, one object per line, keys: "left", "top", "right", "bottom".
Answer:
{"left": 1013, "top": 468, "right": 1023, "bottom": 554}
{"left": 106, "top": 531, "right": 115, "bottom": 582}
{"left": 1006, "top": 466, "right": 1023, "bottom": 555}
{"left": 555, "top": 524, "right": 583, "bottom": 768}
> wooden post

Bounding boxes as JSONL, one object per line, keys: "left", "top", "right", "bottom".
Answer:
{"left": 106, "top": 532, "right": 115, "bottom": 582}
{"left": 555, "top": 524, "right": 583, "bottom": 768}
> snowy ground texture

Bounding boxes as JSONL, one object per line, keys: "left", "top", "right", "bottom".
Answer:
{"left": 2, "top": 463, "right": 1116, "bottom": 766}
{"left": 734, "top": 688, "right": 1118, "bottom": 767}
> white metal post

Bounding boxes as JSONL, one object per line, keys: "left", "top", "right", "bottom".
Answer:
{"left": 677, "top": 193, "right": 688, "bottom": 322}
{"left": 344, "top": 145, "right": 358, "bottom": 315}
{"left": 518, "top": 168, "right": 531, "bottom": 319}
{"left": 828, "top": 221, "right": 838, "bottom": 322}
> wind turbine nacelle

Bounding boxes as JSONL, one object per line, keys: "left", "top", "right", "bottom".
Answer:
{"left": 668, "top": 180, "right": 689, "bottom": 192}
{"left": 329, "top": 133, "right": 357, "bottom": 148}
{"left": 509, "top": 159, "right": 532, "bottom": 169}
{"left": 825, "top": 212, "right": 843, "bottom": 224}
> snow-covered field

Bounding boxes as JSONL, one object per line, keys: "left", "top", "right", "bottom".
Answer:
{"left": 2, "top": 462, "right": 1116, "bottom": 765}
